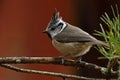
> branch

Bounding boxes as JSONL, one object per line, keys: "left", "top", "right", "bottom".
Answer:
{"left": 0, "top": 57, "right": 118, "bottom": 78}
{"left": 0, "top": 64, "right": 94, "bottom": 80}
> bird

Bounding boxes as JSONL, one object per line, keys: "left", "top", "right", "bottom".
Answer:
{"left": 43, "top": 10, "right": 107, "bottom": 63}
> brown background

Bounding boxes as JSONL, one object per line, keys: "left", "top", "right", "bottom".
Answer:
{"left": 0, "top": 0, "right": 119, "bottom": 80}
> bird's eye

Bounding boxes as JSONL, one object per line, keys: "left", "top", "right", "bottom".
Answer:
{"left": 51, "top": 27, "right": 56, "bottom": 31}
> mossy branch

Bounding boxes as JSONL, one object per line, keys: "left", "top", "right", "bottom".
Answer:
{"left": 0, "top": 57, "right": 118, "bottom": 79}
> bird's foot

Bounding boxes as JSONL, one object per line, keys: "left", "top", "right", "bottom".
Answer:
{"left": 75, "top": 57, "right": 82, "bottom": 63}
{"left": 59, "top": 56, "right": 65, "bottom": 64}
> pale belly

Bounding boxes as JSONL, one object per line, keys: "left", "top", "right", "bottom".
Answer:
{"left": 52, "top": 39, "right": 92, "bottom": 57}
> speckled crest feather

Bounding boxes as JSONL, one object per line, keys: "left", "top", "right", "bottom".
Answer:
{"left": 49, "top": 9, "right": 62, "bottom": 25}
{"left": 52, "top": 9, "right": 59, "bottom": 20}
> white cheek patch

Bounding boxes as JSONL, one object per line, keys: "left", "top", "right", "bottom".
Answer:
{"left": 56, "top": 19, "right": 66, "bottom": 33}
{"left": 51, "top": 33, "right": 57, "bottom": 38}
{"left": 50, "top": 19, "right": 66, "bottom": 38}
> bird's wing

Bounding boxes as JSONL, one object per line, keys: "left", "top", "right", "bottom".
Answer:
{"left": 55, "top": 34, "right": 95, "bottom": 43}
{"left": 55, "top": 25, "right": 97, "bottom": 43}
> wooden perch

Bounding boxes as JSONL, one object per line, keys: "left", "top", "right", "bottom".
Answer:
{"left": 0, "top": 64, "right": 95, "bottom": 80}
{"left": 0, "top": 57, "right": 118, "bottom": 79}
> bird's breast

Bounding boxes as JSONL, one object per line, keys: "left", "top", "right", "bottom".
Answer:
{"left": 52, "top": 39, "right": 92, "bottom": 57}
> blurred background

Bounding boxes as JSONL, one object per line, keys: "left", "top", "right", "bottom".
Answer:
{"left": 0, "top": 0, "right": 119, "bottom": 80}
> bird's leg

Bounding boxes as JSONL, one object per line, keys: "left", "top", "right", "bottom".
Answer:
{"left": 59, "top": 53, "right": 70, "bottom": 64}
{"left": 59, "top": 56, "right": 65, "bottom": 64}
{"left": 74, "top": 56, "right": 83, "bottom": 71}
{"left": 75, "top": 56, "right": 82, "bottom": 63}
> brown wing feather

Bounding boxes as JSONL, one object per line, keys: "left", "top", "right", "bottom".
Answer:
{"left": 55, "top": 23, "right": 97, "bottom": 43}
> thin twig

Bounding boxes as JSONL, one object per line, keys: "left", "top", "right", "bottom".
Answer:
{"left": 0, "top": 64, "right": 94, "bottom": 80}
{"left": 0, "top": 57, "right": 118, "bottom": 78}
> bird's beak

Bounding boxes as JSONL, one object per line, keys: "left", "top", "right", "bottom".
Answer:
{"left": 42, "top": 30, "right": 47, "bottom": 33}
{"left": 42, "top": 30, "right": 51, "bottom": 39}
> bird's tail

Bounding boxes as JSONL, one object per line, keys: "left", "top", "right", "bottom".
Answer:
{"left": 96, "top": 40, "right": 109, "bottom": 48}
